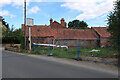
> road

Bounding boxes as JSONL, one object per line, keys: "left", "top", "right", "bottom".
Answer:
{"left": 2, "top": 50, "right": 118, "bottom": 78}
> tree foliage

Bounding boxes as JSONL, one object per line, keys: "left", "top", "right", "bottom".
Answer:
{"left": 1, "top": 16, "right": 24, "bottom": 45}
{"left": 68, "top": 20, "right": 89, "bottom": 29}
{"left": 107, "top": 0, "right": 120, "bottom": 52}
{"left": 14, "top": 29, "right": 25, "bottom": 49}
{"left": 107, "top": 0, "right": 120, "bottom": 39}
{"left": 1, "top": 17, "right": 26, "bottom": 49}
{"left": 2, "top": 27, "right": 25, "bottom": 49}
{"left": 0, "top": 16, "right": 9, "bottom": 28}
{"left": 2, "top": 27, "right": 24, "bottom": 44}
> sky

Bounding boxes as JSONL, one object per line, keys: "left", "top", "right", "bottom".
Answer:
{"left": 0, "top": 0, "right": 116, "bottom": 29}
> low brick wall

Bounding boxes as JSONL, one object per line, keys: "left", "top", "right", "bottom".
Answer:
{"left": 54, "top": 40, "right": 99, "bottom": 48}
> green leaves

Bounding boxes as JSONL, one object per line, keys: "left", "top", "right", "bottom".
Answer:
{"left": 107, "top": 0, "right": 120, "bottom": 52}
{"left": 68, "top": 20, "right": 88, "bottom": 29}
{"left": 107, "top": 0, "right": 120, "bottom": 39}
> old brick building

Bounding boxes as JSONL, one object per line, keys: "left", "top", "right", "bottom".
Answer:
{"left": 91, "top": 27, "right": 111, "bottom": 47}
{"left": 22, "top": 18, "right": 111, "bottom": 48}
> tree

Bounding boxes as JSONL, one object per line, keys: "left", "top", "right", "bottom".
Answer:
{"left": 2, "top": 25, "right": 14, "bottom": 43}
{"left": 1, "top": 16, "right": 25, "bottom": 49}
{"left": 13, "top": 29, "right": 25, "bottom": 49}
{"left": 68, "top": 20, "right": 88, "bottom": 29}
{"left": 107, "top": 0, "right": 120, "bottom": 52}
{"left": 0, "top": 16, "right": 4, "bottom": 22}
{"left": 1, "top": 17, "right": 11, "bottom": 43}
{"left": 107, "top": 0, "right": 120, "bottom": 39}
{"left": 0, "top": 16, "right": 9, "bottom": 28}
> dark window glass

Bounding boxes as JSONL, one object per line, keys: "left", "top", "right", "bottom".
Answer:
{"left": 37, "top": 29, "right": 40, "bottom": 32}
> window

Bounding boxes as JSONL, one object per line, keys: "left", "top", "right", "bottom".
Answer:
{"left": 37, "top": 29, "right": 40, "bottom": 32}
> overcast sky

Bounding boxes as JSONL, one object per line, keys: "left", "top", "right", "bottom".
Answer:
{"left": 0, "top": 0, "right": 116, "bottom": 29}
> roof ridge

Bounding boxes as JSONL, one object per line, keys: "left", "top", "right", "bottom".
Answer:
{"left": 34, "top": 25, "right": 48, "bottom": 26}
{"left": 92, "top": 27, "right": 108, "bottom": 28}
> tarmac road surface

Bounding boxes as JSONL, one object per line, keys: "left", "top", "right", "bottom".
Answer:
{"left": 2, "top": 50, "right": 118, "bottom": 78}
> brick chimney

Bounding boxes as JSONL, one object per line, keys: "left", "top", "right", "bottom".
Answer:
{"left": 50, "top": 18, "right": 53, "bottom": 25}
{"left": 61, "top": 18, "right": 66, "bottom": 28}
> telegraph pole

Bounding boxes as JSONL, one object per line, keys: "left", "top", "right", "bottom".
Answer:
{"left": 24, "top": 0, "right": 26, "bottom": 50}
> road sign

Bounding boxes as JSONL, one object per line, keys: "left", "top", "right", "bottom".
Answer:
{"left": 27, "top": 18, "right": 34, "bottom": 26}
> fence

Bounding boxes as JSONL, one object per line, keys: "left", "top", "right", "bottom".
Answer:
{"left": 32, "top": 38, "right": 120, "bottom": 65}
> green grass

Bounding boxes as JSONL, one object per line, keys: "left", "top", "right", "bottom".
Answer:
{"left": 32, "top": 46, "right": 119, "bottom": 58}
{"left": 80, "top": 47, "right": 118, "bottom": 58}
{"left": 51, "top": 48, "right": 77, "bottom": 58}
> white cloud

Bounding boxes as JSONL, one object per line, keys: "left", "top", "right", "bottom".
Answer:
{"left": 28, "top": 6, "right": 40, "bottom": 14}
{"left": 0, "top": 0, "right": 42, "bottom": 18}
{"left": 0, "top": 0, "right": 66, "bottom": 8}
{"left": 0, "top": 0, "right": 115, "bottom": 20}
{"left": 11, "top": 0, "right": 24, "bottom": 7}
{"left": 0, "top": 10, "right": 9, "bottom": 16}
{"left": 0, "top": 10, "right": 16, "bottom": 18}
{"left": 0, "top": 0, "right": 11, "bottom": 7}
{"left": 0, "top": 0, "right": 43, "bottom": 8}
{"left": 61, "top": 0, "right": 115, "bottom": 20}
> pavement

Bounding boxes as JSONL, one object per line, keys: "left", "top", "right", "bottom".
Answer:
{"left": 2, "top": 50, "right": 119, "bottom": 78}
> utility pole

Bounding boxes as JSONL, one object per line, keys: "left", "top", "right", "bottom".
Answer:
{"left": 24, "top": 0, "right": 26, "bottom": 50}
{"left": 29, "top": 26, "right": 31, "bottom": 50}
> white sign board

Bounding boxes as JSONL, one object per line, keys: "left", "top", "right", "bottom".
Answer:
{"left": 27, "top": 18, "right": 34, "bottom": 26}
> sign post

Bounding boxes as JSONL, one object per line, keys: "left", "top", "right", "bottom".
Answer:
{"left": 27, "top": 18, "right": 34, "bottom": 50}
{"left": 24, "top": 0, "right": 26, "bottom": 50}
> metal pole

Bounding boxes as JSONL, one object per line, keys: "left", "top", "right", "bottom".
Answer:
{"left": 32, "top": 39, "right": 34, "bottom": 51}
{"left": 48, "top": 38, "right": 50, "bottom": 56}
{"left": 53, "top": 39, "right": 55, "bottom": 49}
{"left": 29, "top": 26, "right": 31, "bottom": 50}
{"left": 24, "top": 0, "right": 26, "bottom": 50}
{"left": 77, "top": 39, "right": 80, "bottom": 59}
